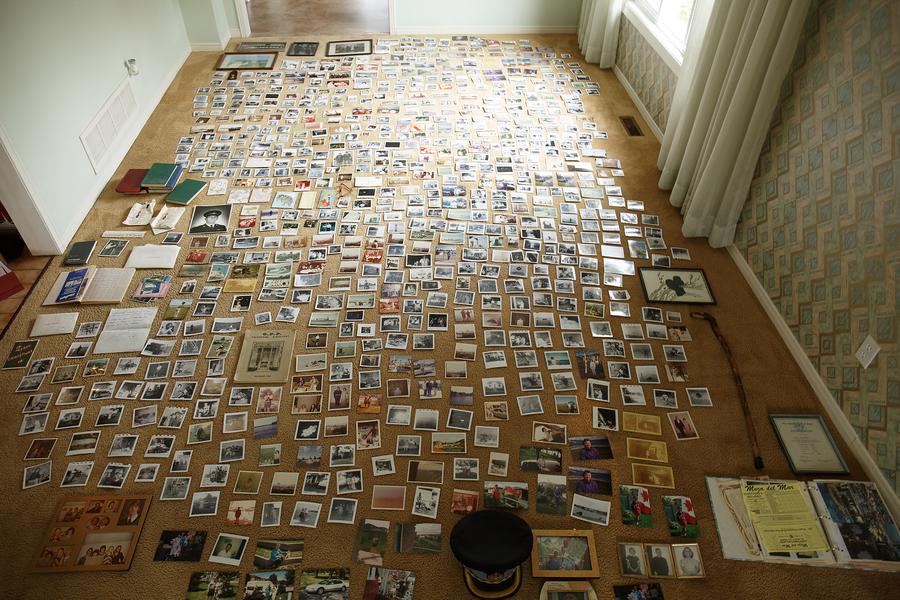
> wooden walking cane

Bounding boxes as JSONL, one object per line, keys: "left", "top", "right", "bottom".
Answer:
{"left": 691, "top": 312, "right": 765, "bottom": 470}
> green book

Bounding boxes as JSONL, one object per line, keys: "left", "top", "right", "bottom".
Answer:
{"left": 165, "top": 179, "right": 207, "bottom": 205}
{"left": 141, "top": 163, "right": 178, "bottom": 188}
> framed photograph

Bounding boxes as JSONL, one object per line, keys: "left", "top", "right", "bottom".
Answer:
{"left": 672, "top": 543, "right": 705, "bottom": 577}
{"left": 235, "top": 41, "right": 286, "bottom": 51}
{"left": 215, "top": 52, "right": 278, "bottom": 70}
{"left": 645, "top": 543, "right": 675, "bottom": 577}
{"left": 618, "top": 542, "right": 647, "bottom": 577}
{"left": 639, "top": 267, "right": 715, "bottom": 304}
{"left": 769, "top": 414, "right": 849, "bottom": 474}
{"left": 539, "top": 580, "right": 598, "bottom": 600}
{"left": 531, "top": 530, "right": 600, "bottom": 578}
{"left": 288, "top": 41, "right": 319, "bottom": 56}
{"left": 32, "top": 495, "right": 150, "bottom": 572}
{"left": 325, "top": 39, "right": 372, "bottom": 57}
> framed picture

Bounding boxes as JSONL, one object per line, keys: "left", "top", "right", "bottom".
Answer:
{"left": 769, "top": 414, "right": 849, "bottom": 474}
{"left": 325, "top": 39, "right": 372, "bottom": 57}
{"left": 288, "top": 42, "right": 319, "bottom": 56}
{"left": 235, "top": 41, "right": 286, "bottom": 51}
{"left": 618, "top": 542, "right": 646, "bottom": 577}
{"left": 531, "top": 530, "right": 600, "bottom": 578}
{"left": 671, "top": 543, "right": 705, "bottom": 578}
{"left": 644, "top": 543, "right": 675, "bottom": 578}
{"left": 215, "top": 52, "right": 278, "bottom": 71}
{"left": 33, "top": 495, "right": 150, "bottom": 572}
{"left": 539, "top": 580, "right": 598, "bottom": 600}
{"left": 638, "top": 267, "right": 715, "bottom": 304}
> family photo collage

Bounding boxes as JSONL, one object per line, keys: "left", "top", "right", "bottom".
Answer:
{"left": 9, "top": 35, "right": 718, "bottom": 599}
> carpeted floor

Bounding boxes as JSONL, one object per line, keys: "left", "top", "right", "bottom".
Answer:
{"left": 0, "top": 34, "right": 894, "bottom": 599}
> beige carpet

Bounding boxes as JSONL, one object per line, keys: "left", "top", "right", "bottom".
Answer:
{"left": 0, "top": 35, "right": 894, "bottom": 599}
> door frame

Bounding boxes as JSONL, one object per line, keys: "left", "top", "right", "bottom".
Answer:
{"left": 233, "top": 0, "right": 252, "bottom": 37}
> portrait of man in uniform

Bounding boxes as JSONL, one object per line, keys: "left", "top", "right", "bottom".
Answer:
{"left": 188, "top": 204, "right": 231, "bottom": 234}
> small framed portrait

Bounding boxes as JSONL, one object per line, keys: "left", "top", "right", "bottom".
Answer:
{"left": 325, "top": 39, "right": 372, "bottom": 57}
{"left": 618, "top": 542, "right": 647, "bottom": 577}
{"left": 288, "top": 41, "right": 319, "bottom": 56}
{"left": 644, "top": 544, "right": 675, "bottom": 578}
{"left": 672, "top": 543, "right": 705, "bottom": 578}
{"left": 639, "top": 267, "right": 715, "bottom": 304}
{"left": 532, "top": 530, "right": 600, "bottom": 578}
{"left": 215, "top": 52, "right": 278, "bottom": 70}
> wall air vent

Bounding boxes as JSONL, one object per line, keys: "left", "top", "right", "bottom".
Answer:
{"left": 79, "top": 78, "right": 138, "bottom": 174}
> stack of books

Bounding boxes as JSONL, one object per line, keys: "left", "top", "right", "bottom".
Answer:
{"left": 140, "top": 163, "right": 183, "bottom": 194}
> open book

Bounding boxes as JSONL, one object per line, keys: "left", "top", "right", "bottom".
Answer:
{"left": 42, "top": 267, "right": 135, "bottom": 306}
{"left": 706, "top": 477, "right": 900, "bottom": 571}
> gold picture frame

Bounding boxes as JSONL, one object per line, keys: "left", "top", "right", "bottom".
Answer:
{"left": 531, "top": 529, "right": 600, "bottom": 578}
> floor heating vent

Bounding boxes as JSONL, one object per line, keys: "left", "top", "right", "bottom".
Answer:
{"left": 619, "top": 116, "right": 643, "bottom": 136}
{"left": 80, "top": 78, "right": 138, "bottom": 174}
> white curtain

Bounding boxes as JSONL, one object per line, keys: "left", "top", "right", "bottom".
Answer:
{"left": 657, "top": 0, "right": 811, "bottom": 247}
{"left": 578, "top": 0, "right": 625, "bottom": 67}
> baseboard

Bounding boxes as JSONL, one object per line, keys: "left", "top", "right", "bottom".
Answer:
{"left": 191, "top": 41, "right": 226, "bottom": 51}
{"left": 727, "top": 244, "right": 900, "bottom": 518}
{"left": 612, "top": 65, "right": 664, "bottom": 142}
{"left": 392, "top": 26, "right": 578, "bottom": 34}
{"left": 58, "top": 45, "right": 193, "bottom": 249}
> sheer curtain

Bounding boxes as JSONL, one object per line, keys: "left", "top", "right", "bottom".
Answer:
{"left": 657, "top": 0, "right": 811, "bottom": 247}
{"left": 578, "top": 0, "right": 625, "bottom": 67}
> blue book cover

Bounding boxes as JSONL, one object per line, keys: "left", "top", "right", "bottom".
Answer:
{"left": 56, "top": 268, "right": 89, "bottom": 303}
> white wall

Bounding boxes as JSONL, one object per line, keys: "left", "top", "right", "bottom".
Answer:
{"left": 392, "top": 0, "right": 583, "bottom": 34}
{"left": 0, "top": 0, "right": 191, "bottom": 254}
{"left": 180, "top": 0, "right": 231, "bottom": 50}
{"left": 222, "top": 0, "right": 240, "bottom": 35}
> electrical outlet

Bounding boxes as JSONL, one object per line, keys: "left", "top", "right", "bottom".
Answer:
{"left": 855, "top": 334, "right": 880, "bottom": 369}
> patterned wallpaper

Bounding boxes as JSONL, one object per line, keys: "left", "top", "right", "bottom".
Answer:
{"left": 734, "top": 0, "right": 899, "bottom": 494}
{"left": 615, "top": 14, "right": 678, "bottom": 133}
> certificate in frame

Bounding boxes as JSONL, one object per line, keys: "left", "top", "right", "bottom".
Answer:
{"left": 769, "top": 414, "right": 849, "bottom": 475}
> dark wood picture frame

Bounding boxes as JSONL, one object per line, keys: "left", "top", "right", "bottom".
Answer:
{"left": 288, "top": 42, "right": 320, "bottom": 57}
{"left": 235, "top": 41, "right": 286, "bottom": 52}
{"left": 214, "top": 52, "right": 279, "bottom": 71}
{"left": 325, "top": 39, "right": 373, "bottom": 57}
{"left": 769, "top": 414, "right": 850, "bottom": 475}
{"left": 638, "top": 267, "right": 716, "bottom": 305}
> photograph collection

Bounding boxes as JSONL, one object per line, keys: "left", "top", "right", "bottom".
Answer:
{"left": 6, "top": 31, "right": 899, "bottom": 600}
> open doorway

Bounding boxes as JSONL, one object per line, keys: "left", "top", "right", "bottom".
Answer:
{"left": 241, "top": 0, "right": 390, "bottom": 36}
